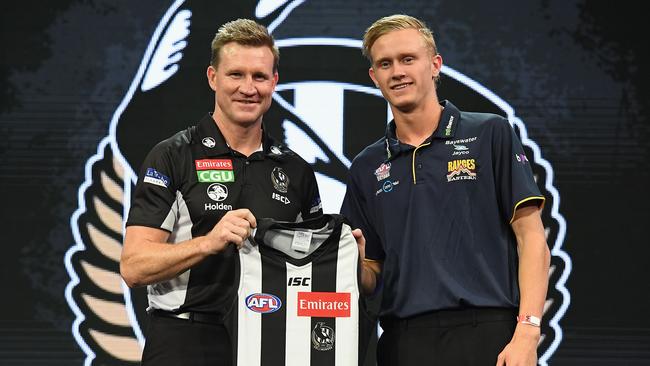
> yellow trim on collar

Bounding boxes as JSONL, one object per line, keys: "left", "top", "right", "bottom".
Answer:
{"left": 411, "top": 142, "right": 431, "bottom": 184}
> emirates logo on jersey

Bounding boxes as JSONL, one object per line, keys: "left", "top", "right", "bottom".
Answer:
{"left": 245, "top": 293, "right": 282, "bottom": 313}
{"left": 297, "top": 292, "right": 351, "bottom": 317}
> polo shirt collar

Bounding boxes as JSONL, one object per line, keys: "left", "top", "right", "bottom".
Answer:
{"left": 197, "top": 113, "right": 285, "bottom": 160}
{"left": 383, "top": 100, "right": 461, "bottom": 161}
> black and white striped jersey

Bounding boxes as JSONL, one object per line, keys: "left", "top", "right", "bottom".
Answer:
{"left": 225, "top": 214, "right": 373, "bottom": 366}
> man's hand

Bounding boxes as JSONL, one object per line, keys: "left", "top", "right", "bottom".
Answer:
{"left": 351, "top": 228, "right": 381, "bottom": 294}
{"left": 496, "top": 323, "right": 539, "bottom": 366}
{"left": 352, "top": 228, "right": 366, "bottom": 264}
{"left": 203, "top": 209, "right": 257, "bottom": 253}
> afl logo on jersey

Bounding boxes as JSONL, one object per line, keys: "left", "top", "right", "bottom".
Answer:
{"left": 245, "top": 293, "right": 282, "bottom": 313}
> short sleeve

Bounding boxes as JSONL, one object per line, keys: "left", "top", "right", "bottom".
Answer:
{"left": 340, "top": 167, "right": 384, "bottom": 261}
{"left": 126, "top": 142, "right": 178, "bottom": 231}
{"left": 301, "top": 167, "right": 323, "bottom": 220}
{"left": 492, "top": 119, "right": 545, "bottom": 223}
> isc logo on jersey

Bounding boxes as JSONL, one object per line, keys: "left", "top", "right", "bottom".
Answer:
{"left": 246, "top": 293, "right": 282, "bottom": 313}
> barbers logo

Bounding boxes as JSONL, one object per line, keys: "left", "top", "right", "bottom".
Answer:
{"left": 65, "top": 1, "right": 570, "bottom": 365}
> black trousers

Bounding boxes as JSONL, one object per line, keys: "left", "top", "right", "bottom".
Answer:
{"left": 141, "top": 313, "right": 232, "bottom": 366}
{"left": 377, "top": 308, "right": 517, "bottom": 366}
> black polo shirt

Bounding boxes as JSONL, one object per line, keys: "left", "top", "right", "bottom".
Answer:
{"left": 127, "top": 113, "right": 323, "bottom": 314}
{"left": 340, "top": 100, "right": 544, "bottom": 319}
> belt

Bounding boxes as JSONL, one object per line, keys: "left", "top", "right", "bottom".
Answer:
{"left": 380, "top": 307, "right": 517, "bottom": 329}
{"left": 150, "top": 309, "right": 223, "bottom": 325}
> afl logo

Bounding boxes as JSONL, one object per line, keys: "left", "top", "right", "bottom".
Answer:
{"left": 245, "top": 293, "right": 282, "bottom": 313}
{"left": 207, "top": 183, "right": 228, "bottom": 201}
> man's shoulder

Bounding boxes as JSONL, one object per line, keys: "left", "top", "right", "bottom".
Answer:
{"left": 349, "top": 137, "right": 386, "bottom": 172}
{"left": 459, "top": 110, "right": 509, "bottom": 130}
{"left": 269, "top": 144, "right": 315, "bottom": 171}
{"left": 149, "top": 126, "right": 195, "bottom": 156}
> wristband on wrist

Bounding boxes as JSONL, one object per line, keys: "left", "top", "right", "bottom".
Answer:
{"left": 517, "top": 314, "right": 541, "bottom": 327}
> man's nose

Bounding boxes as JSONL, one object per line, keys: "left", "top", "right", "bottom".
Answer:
{"left": 239, "top": 76, "right": 256, "bottom": 95}
{"left": 391, "top": 64, "right": 406, "bottom": 79}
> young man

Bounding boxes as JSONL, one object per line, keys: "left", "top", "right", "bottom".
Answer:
{"left": 120, "top": 19, "right": 322, "bottom": 365}
{"left": 341, "top": 14, "right": 550, "bottom": 365}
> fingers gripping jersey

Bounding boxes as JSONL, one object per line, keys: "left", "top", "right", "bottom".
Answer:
{"left": 225, "top": 214, "right": 373, "bottom": 366}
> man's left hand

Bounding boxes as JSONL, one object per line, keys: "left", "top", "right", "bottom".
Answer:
{"left": 496, "top": 323, "right": 539, "bottom": 366}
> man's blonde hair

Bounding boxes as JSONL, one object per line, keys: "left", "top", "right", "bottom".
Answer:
{"left": 362, "top": 14, "right": 437, "bottom": 62}
{"left": 210, "top": 18, "right": 279, "bottom": 71}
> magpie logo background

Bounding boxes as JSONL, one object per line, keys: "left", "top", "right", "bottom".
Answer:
{"left": 65, "top": 1, "right": 570, "bottom": 365}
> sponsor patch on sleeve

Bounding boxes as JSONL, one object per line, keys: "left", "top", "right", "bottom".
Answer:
{"left": 309, "top": 196, "right": 322, "bottom": 214}
{"left": 143, "top": 168, "right": 170, "bottom": 188}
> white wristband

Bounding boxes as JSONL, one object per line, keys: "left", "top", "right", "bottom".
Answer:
{"left": 517, "top": 314, "right": 541, "bottom": 327}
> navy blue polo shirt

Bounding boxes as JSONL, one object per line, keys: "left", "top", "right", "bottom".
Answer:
{"left": 340, "top": 100, "right": 544, "bottom": 319}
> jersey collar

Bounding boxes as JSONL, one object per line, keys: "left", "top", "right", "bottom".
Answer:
{"left": 383, "top": 100, "right": 461, "bottom": 161}
{"left": 197, "top": 113, "right": 288, "bottom": 161}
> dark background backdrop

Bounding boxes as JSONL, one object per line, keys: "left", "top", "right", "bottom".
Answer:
{"left": 1, "top": 0, "right": 648, "bottom": 365}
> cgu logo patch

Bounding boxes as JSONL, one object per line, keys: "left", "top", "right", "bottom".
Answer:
{"left": 245, "top": 293, "right": 282, "bottom": 313}
{"left": 447, "top": 159, "right": 477, "bottom": 182}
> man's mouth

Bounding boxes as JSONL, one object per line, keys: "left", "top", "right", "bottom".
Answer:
{"left": 390, "top": 82, "right": 412, "bottom": 90}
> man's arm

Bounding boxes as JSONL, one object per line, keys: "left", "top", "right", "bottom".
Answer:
{"left": 351, "top": 229, "right": 382, "bottom": 295}
{"left": 497, "top": 204, "right": 550, "bottom": 366}
{"left": 120, "top": 209, "right": 256, "bottom": 288}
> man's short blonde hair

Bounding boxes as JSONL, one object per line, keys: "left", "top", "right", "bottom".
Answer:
{"left": 362, "top": 14, "right": 437, "bottom": 63}
{"left": 210, "top": 18, "right": 279, "bottom": 71}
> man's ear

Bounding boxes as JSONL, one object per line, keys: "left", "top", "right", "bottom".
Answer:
{"left": 369, "top": 67, "right": 379, "bottom": 88}
{"left": 431, "top": 53, "right": 443, "bottom": 80}
{"left": 207, "top": 65, "right": 217, "bottom": 91}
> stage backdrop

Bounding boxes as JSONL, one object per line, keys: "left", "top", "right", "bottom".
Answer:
{"left": 1, "top": 1, "right": 648, "bottom": 365}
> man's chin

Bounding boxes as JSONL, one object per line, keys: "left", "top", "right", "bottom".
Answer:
{"left": 391, "top": 99, "right": 417, "bottom": 114}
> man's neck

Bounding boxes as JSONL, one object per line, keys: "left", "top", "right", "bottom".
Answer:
{"left": 392, "top": 99, "right": 443, "bottom": 147}
{"left": 212, "top": 114, "right": 263, "bottom": 157}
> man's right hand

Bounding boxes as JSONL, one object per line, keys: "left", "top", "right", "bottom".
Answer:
{"left": 202, "top": 209, "right": 257, "bottom": 254}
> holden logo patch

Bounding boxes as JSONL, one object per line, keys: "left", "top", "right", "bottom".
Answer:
{"left": 245, "top": 293, "right": 282, "bottom": 313}
{"left": 271, "top": 167, "right": 290, "bottom": 193}
{"left": 202, "top": 137, "right": 216, "bottom": 148}
{"left": 206, "top": 183, "right": 228, "bottom": 201}
{"left": 312, "top": 322, "right": 335, "bottom": 351}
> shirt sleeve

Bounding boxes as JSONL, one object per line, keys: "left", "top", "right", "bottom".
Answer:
{"left": 126, "top": 141, "right": 179, "bottom": 231}
{"left": 492, "top": 118, "right": 545, "bottom": 224}
{"left": 340, "top": 166, "right": 385, "bottom": 261}
{"left": 301, "top": 167, "right": 323, "bottom": 220}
